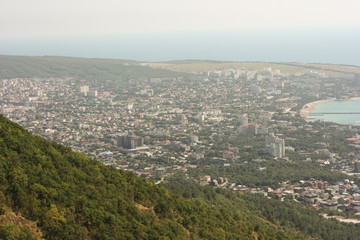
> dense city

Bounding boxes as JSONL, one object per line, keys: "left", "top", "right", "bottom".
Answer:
{"left": 1, "top": 65, "right": 360, "bottom": 219}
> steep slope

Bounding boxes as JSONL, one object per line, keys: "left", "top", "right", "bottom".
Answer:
{"left": 0, "top": 208, "right": 43, "bottom": 240}
{"left": 165, "top": 179, "right": 360, "bottom": 240}
{"left": 0, "top": 115, "right": 305, "bottom": 239}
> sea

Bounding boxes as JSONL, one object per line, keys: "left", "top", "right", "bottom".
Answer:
{"left": 1, "top": 27, "right": 359, "bottom": 65}
{"left": 310, "top": 100, "right": 360, "bottom": 126}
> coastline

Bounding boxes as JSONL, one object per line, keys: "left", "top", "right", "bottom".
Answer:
{"left": 300, "top": 99, "right": 334, "bottom": 120}
{"left": 300, "top": 97, "right": 360, "bottom": 120}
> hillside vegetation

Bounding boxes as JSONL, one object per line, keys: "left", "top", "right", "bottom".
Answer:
{"left": 2, "top": 55, "right": 359, "bottom": 81}
{"left": 0, "top": 115, "right": 307, "bottom": 239}
{"left": 1, "top": 115, "right": 360, "bottom": 239}
{"left": 165, "top": 179, "right": 360, "bottom": 240}
{"left": 0, "top": 55, "right": 188, "bottom": 80}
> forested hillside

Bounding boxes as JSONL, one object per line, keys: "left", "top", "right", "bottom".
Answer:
{"left": 1, "top": 115, "right": 360, "bottom": 239}
{"left": 165, "top": 179, "right": 360, "bottom": 240}
{"left": 0, "top": 115, "right": 306, "bottom": 239}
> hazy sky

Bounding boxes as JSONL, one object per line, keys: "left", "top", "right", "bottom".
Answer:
{"left": 1, "top": 0, "right": 359, "bottom": 39}
{"left": 1, "top": 0, "right": 359, "bottom": 64}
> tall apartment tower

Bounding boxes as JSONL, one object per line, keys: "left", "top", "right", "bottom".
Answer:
{"left": 266, "top": 133, "right": 285, "bottom": 158}
{"left": 354, "top": 161, "right": 360, "bottom": 173}
{"left": 78, "top": 86, "right": 89, "bottom": 95}
{"left": 118, "top": 135, "right": 144, "bottom": 149}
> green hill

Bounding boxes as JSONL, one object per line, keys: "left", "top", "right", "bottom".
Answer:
{"left": 2, "top": 55, "right": 359, "bottom": 81}
{"left": 0, "top": 55, "right": 189, "bottom": 80}
{"left": 165, "top": 178, "right": 360, "bottom": 240}
{"left": 1, "top": 115, "right": 360, "bottom": 239}
{"left": 0, "top": 115, "right": 308, "bottom": 239}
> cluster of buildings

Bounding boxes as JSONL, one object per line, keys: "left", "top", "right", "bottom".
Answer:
{"left": 202, "top": 175, "right": 360, "bottom": 215}
{"left": 78, "top": 85, "right": 98, "bottom": 97}
{"left": 1, "top": 65, "right": 360, "bottom": 216}
{"left": 199, "top": 176, "right": 228, "bottom": 187}
{"left": 278, "top": 180, "right": 360, "bottom": 214}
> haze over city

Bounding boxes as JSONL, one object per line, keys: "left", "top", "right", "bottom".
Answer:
{"left": 1, "top": 0, "right": 359, "bottom": 65}
{"left": 3, "top": 1, "right": 360, "bottom": 239}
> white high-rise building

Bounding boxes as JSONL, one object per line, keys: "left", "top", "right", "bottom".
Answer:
{"left": 266, "top": 133, "right": 285, "bottom": 158}
{"left": 78, "top": 86, "right": 89, "bottom": 96}
{"left": 79, "top": 86, "right": 89, "bottom": 93}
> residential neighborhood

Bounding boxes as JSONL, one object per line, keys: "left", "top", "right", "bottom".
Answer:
{"left": 1, "top": 66, "right": 360, "bottom": 215}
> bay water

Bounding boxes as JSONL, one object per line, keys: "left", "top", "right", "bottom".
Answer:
{"left": 310, "top": 100, "right": 360, "bottom": 126}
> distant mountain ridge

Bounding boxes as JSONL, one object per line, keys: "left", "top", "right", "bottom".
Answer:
{"left": 0, "top": 55, "right": 188, "bottom": 80}
{"left": 1, "top": 55, "right": 360, "bottom": 81}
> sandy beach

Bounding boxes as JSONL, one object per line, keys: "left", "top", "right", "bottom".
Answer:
{"left": 300, "top": 96, "right": 360, "bottom": 120}
{"left": 300, "top": 99, "right": 334, "bottom": 119}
